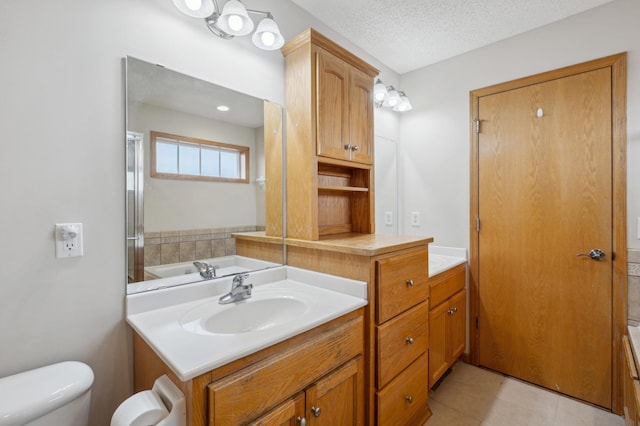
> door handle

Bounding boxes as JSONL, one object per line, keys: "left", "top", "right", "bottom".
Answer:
{"left": 576, "top": 248, "right": 606, "bottom": 261}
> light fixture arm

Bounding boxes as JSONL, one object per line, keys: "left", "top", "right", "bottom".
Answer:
{"left": 204, "top": 1, "right": 274, "bottom": 40}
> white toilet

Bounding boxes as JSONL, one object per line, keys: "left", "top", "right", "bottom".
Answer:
{"left": 0, "top": 361, "right": 94, "bottom": 426}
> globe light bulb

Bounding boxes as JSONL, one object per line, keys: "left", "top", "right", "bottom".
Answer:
{"left": 228, "top": 14, "right": 244, "bottom": 32}
{"left": 184, "top": 0, "right": 202, "bottom": 11}
{"left": 261, "top": 31, "right": 275, "bottom": 47}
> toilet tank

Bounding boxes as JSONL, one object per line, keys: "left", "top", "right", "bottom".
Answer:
{"left": 0, "top": 361, "right": 94, "bottom": 426}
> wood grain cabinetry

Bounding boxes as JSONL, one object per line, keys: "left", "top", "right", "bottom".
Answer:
{"left": 316, "top": 46, "right": 373, "bottom": 164}
{"left": 623, "top": 335, "right": 640, "bottom": 425}
{"left": 428, "top": 264, "right": 466, "bottom": 388}
{"left": 260, "top": 233, "right": 433, "bottom": 424}
{"left": 374, "top": 247, "right": 430, "bottom": 424}
{"left": 133, "top": 309, "right": 364, "bottom": 426}
{"left": 282, "top": 29, "right": 379, "bottom": 240}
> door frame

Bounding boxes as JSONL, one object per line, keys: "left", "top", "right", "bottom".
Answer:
{"left": 469, "top": 53, "right": 627, "bottom": 413}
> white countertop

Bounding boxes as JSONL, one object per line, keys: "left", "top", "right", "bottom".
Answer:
{"left": 429, "top": 245, "right": 467, "bottom": 277}
{"left": 127, "top": 266, "right": 367, "bottom": 381}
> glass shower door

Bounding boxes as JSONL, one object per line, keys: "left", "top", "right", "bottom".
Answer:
{"left": 126, "top": 131, "right": 144, "bottom": 282}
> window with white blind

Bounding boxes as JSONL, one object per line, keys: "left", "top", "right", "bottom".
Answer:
{"left": 150, "top": 131, "right": 249, "bottom": 183}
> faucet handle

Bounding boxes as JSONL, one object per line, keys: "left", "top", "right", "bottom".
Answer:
{"left": 233, "top": 273, "right": 250, "bottom": 284}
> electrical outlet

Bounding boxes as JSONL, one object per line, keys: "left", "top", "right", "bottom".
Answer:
{"left": 55, "top": 223, "right": 84, "bottom": 258}
{"left": 411, "top": 212, "right": 420, "bottom": 227}
{"left": 384, "top": 211, "right": 393, "bottom": 226}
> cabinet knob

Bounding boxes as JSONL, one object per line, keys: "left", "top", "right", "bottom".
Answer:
{"left": 406, "top": 337, "right": 414, "bottom": 344}
{"left": 351, "top": 145, "right": 359, "bottom": 151}
{"left": 406, "top": 279, "right": 414, "bottom": 287}
{"left": 405, "top": 396, "right": 414, "bottom": 404}
{"left": 311, "top": 406, "right": 321, "bottom": 417}
{"left": 297, "top": 417, "right": 307, "bottom": 426}
{"left": 344, "top": 144, "right": 352, "bottom": 150}
{"left": 452, "top": 307, "right": 458, "bottom": 313}
{"left": 447, "top": 309, "right": 453, "bottom": 315}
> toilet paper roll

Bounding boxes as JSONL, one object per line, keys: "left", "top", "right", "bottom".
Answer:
{"left": 111, "top": 389, "right": 169, "bottom": 426}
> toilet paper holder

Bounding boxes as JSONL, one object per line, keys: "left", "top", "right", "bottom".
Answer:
{"left": 111, "top": 375, "right": 186, "bottom": 426}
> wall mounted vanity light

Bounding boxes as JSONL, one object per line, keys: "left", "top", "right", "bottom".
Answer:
{"left": 172, "top": 0, "right": 285, "bottom": 51}
{"left": 373, "top": 79, "right": 413, "bottom": 112}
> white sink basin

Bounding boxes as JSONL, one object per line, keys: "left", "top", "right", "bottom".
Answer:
{"left": 126, "top": 266, "right": 367, "bottom": 380}
{"left": 180, "top": 295, "right": 309, "bottom": 334}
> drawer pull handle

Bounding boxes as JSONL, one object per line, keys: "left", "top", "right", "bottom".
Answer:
{"left": 406, "top": 337, "right": 414, "bottom": 344}
{"left": 311, "top": 406, "right": 321, "bottom": 417}
{"left": 405, "top": 396, "right": 414, "bottom": 404}
{"left": 297, "top": 417, "right": 307, "bottom": 426}
{"left": 406, "top": 279, "right": 414, "bottom": 287}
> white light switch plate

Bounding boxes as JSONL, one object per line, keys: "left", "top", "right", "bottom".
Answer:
{"left": 55, "top": 223, "right": 84, "bottom": 258}
{"left": 411, "top": 212, "right": 420, "bottom": 227}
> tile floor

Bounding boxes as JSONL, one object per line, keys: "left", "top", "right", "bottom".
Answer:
{"left": 426, "top": 361, "right": 625, "bottom": 426}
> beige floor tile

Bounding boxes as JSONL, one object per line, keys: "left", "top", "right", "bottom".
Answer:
{"left": 481, "top": 398, "right": 554, "bottom": 426}
{"left": 495, "top": 378, "right": 559, "bottom": 416}
{"left": 428, "top": 362, "right": 624, "bottom": 426}
{"left": 430, "top": 376, "right": 501, "bottom": 421}
{"left": 553, "top": 396, "right": 624, "bottom": 426}
{"left": 446, "top": 362, "right": 505, "bottom": 388}
{"left": 426, "top": 399, "right": 481, "bottom": 426}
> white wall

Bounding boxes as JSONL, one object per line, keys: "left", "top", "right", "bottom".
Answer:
{"left": 0, "top": 1, "right": 396, "bottom": 424}
{"left": 132, "top": 103, "right": 259, "bottom": 232}
{"left": 398, "top": 0, "right": 640, "bottom": 250}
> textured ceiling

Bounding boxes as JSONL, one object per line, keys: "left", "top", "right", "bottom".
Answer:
{"left": 290, "top": 0, "right": 615, "bottom": 74}
{"left": 127, "top": 57, "right": 263, "bottom": 128}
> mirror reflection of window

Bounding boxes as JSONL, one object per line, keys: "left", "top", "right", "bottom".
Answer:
{"left": 151, "top": 132, "right": 248, "bottom": 182}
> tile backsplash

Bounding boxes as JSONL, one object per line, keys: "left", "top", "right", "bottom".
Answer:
{"left": 144, "top": 226, "right": 262, "bottom": 268}
{"left": 628, "top": 249, "right": 640, "bottom": 325}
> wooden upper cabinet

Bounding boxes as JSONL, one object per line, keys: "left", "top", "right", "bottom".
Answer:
{"left": 315, "top": 47, "right": 373, "bottom": 165}
{"left": 282, "top": 29, "right": 379, "bottom": 240}
{"left": 316, "top": 48, "right": 350, "bottom": 161}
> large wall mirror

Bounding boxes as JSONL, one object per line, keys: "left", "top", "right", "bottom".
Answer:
{"left": 125, "top": 56, "right": 283, "bottom": 294}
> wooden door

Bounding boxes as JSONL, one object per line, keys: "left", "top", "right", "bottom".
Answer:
{"left": 315, "top": 48, "right": 349, "bottom": 161}
{"left": 306, "top": 357, "right": 361, "bottom": 426}
{"left": 477, "top": 67, "right": 613, "bottom": 408}
{"left": 348, "top": 67, "right": 374, "bottom": 164}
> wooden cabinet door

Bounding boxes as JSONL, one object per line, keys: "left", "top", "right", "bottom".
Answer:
{"left": 248, "top": 393, "right": 305, "bottom": 426}
{"left": 306, "top": 357, "right": 362, "bottom": 426}
{"left": 348, "top": 67, "right": 373, "bottom": 164}
{"left": 429, "top": 301, "right": 449, "bottom": 388}
{"left": 315, "top": 48, "right": 349, "bottom": 162}
{"left": 448, "top": 289, "right": 466, "bottom": 361}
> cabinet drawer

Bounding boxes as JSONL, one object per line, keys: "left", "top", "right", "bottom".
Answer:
{"left": 208, "top": 313, "right": 363, "bottom": 425}
{"left": 376, "top": 301, "right": 429, "bottom": 388}
{"left": 377, "top": 352, "right": 429, "bottom": 426}
{"left": 376, "top": 248, "right": 429, "bottom": 323}
{"left": 429, "top": 263, "right": 465, "bottom": 308}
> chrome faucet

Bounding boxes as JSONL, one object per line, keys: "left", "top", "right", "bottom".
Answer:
{"left": 219, "top": 274, "right": 253, "bottom": 304}
{"left": 193, "top": 261, "right": 217, "bottom": 279}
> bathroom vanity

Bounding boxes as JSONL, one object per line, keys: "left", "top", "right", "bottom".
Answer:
{"left": 283, "top": 234, "right": 434, "bottom": 425}
{"left": 128, "top": 267, "right": 368, "bottom": 425}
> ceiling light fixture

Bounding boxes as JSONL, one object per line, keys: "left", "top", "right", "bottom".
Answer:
{"left": 374, "top": 79, "right": 412, "bottom": 112}
{"left": 172, "top": 0, "right": 285, "bottom": 51}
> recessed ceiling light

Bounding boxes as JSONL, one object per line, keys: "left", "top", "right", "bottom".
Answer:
{"left": 217, "top": 105, "right": 230, "bottom": 112}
